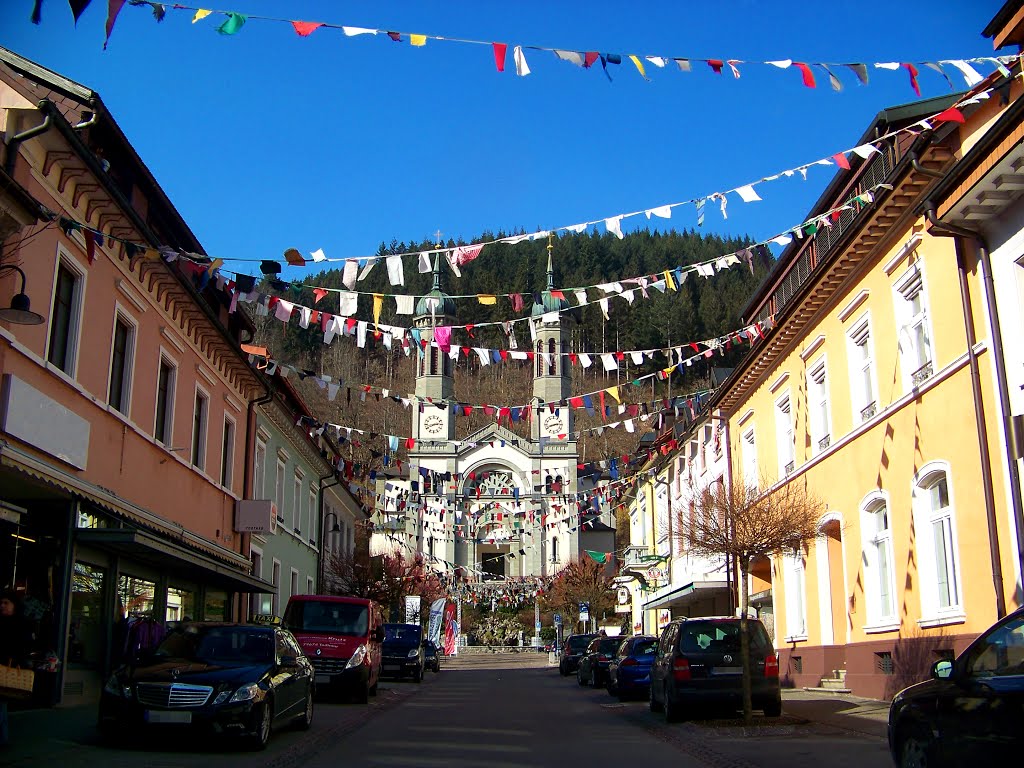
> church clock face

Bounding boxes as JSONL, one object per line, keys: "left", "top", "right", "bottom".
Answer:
{"left": 542, "top": 412, "right": 566, "bottom": 437}
{"left": 422, "top": 413, "right": 446, "bottom": 436}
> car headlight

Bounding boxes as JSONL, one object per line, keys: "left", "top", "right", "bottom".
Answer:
{"left": 103, "top": 674, "right": 130, "bottom": 698}
{"left": 407, "top": 649, "right": 420, "bottom": 659}
{"left": 229, "top": 683, "right": 261, "bottom": 703}
{"left": 345, "top": 644, "right": 368, "bottom": 669}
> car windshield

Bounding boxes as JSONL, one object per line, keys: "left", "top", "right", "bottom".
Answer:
{"left": 678, "top": 621, "right": 771, "bottom": 654}
{"left": 155, "top": 626, "right": 274, "bottom": 665}
{"left": 598, "top": 638, "right": 620, "bottom": 653}
{"left": 568, "top": 635, "right": 594, "bottom": 650}
{"left": 284, "top": 601, "right": 369, "bottom": 636}
{"left": 384, "top": 624, "right": 422, "bottom": 643}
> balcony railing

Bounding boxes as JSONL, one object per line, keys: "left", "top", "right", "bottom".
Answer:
{"left": 622, "top": 545, "right": 653, "bottom": 571}
{"left": 912, "top": 361, "right": 934, "bottom": 387}
{"left": 818, "top": 434, "right": 831, "bottom": 451}
{"left": 860, "top": 401, "right": 877, "bottom": 422}
{"left": 784, "top": 460, "right": 795, "bottom": 476}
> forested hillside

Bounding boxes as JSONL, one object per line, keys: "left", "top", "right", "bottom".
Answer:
{"left": 249, "top": 228, "right": 773, "bottom": 469}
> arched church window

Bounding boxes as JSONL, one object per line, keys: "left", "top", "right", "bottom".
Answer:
{"left": 552, "top": 475, "right": 563, "bottom": 494}
{"left": 545, "top": 474, "right": 553, "bottom": 494}
{"left": 535, "top": 340, "right": 543, "bottom": 376}
{"left": 551, "top": 537, "right": 559, "bottom": 563}
{"left": 548, "top": 338, "right": 557, "bottom": 375}
{"left": 429, "top": 345, "right": 439, "bottom": 376}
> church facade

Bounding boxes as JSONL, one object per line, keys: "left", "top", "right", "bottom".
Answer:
{"left": 370, "top": 253, "right": 613, "bottom": 580}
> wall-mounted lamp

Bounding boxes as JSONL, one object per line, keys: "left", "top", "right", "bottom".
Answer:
{"left": 0, "top": 265, "right": 44, "bottom": 325}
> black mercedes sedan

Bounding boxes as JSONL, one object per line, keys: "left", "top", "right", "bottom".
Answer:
{"left": 98, "top": 621, "right": 315, "bottom": 750}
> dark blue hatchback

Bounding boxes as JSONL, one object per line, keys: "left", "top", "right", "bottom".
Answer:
{"left": 607, "top": 635, "right": 658, "bottom": 700}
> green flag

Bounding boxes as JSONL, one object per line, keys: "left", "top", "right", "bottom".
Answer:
{"left": 216, "top": 12, "right": 247, "bottom": 35}
{"left": 585, "top": 550, "right": 608, "bottom": 564}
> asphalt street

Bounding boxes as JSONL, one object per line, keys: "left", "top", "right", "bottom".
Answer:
{"left": 4, "top": 653, "right": 893, "bottom": 768}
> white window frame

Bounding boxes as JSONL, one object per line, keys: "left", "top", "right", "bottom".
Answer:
{"left": 655, "top": 482, "right": 670, "bottom": 557}
{"left": 741, "top": 427, "right": 758, "bottom": 489}
{"left": 107, "top": 305, "right": 137, "bottom": 417}
{"left": 45, "top": 249, "right": 86, "bottom": 378}
{"left": 783, "top": 549, "right": 808, "bottom": 642}
{"left": 289, "top": 568, "right": 299, "bottom": 600}
{"left": 861, "top": 492, "right": 899, "bottom": 632}
{"left": 913, "top": 462, "right": 965, "bottom": 627}
{"left": 293, "top": 469, "right": 304, "bottom": 534}
{"left": 775, "top": 392, "right": 795, "bottom": 477}
{"left": 847, "top": 315, "right": 878, "bottom": 423}
{"left": 220, "top": 414, "right": 236, "bottom": 491}
{"left": 807, "top": 356, "right": 831, "bottom": 455}
{"left": 307, "top": 576, "right": 315, "bottom": 595}
{"left": 894, "top": 262, "right": 934, "bottom": 390}
{"left": 275, "top": 455, "right": 287, "bottom": 521}
{"left": 191, "top": 385, "right": 210, "bottom": 471}
{"left": 154, "top": 350, "right": 177, "bottom": 446}
{"left": 253, "top": 434, "right": 268, "bottom": 501}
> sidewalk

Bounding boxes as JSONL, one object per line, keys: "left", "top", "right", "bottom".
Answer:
{"left": 4, "top": 703, "right": 99, "bottom": 766}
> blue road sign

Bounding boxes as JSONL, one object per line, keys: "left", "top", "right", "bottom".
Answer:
{"left": 553, "top": 613, "right": 562, "bottom": 626}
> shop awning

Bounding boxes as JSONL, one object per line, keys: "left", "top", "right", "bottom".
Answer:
{"left": 76, "top": 528, "right": 274, "bottom": 593}
{"left": 0, "top": 440, "right": 252, "bottom": 571}
{"left": 642, "top": 580, "right": 729, "bottom": 611}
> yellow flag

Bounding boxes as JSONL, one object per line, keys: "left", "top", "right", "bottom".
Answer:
{"left": 373, "top": 294, "right": 383, "bottom": 326}
{"left": 477, "top": 295, "right": 497, "bottom": 305}
{"left": 410, "top": 34, "right": 427, "bottom": 47}
{"left": 207, "top": 257, "right": 223, "bottom": 274}
{"left": 629, "top": 55, "right": 649, "bottom": 80}
{"left": 192, "top": 9, "right": 212, "bottom": 23}
{"left": 607, "top": 386, "right": 621, "bottom": 403}
{"left": 663, "top": 269, "right": 677, "bottom": 291}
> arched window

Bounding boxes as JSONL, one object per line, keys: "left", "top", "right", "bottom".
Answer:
{"left": 551, "top": 537, "right": 559, "bottom": 564}
{"left": 783, "top": 547, "right": 807, "bottom": 640}
{"left": 429, "top": 345, "right": 438, "bottom": 376}
{"left": 913, "top": 464, "right": 962, "bottom": 622}
{"left": 860, "top": 492, "right": 896, "bottom": 627}
{"left": 547, "top": 338, "right": 557, "bottom": 375}
{"left": 535, "top": 340, "right": 543, "bottom": 376}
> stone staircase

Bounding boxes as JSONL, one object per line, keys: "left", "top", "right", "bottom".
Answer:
{"left": 804, "top": 668, "right": 852, "bottom": 694}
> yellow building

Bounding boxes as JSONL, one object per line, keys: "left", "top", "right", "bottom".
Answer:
{"left": 713, "top": 75, "right": 1023, "bottom": 699}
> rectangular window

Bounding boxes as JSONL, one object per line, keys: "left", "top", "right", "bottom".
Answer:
{"left": 775, "top": 394, "right": 794, "bottom": 476}
{"left": 848, "top": 319, "right": 876, "bottom": 422}
{"left": 272, "top": 560, "right": 281, "bottom": 616}
{"left": 275, "top": 458, "right": 286, "bottom": 517}
{"left": 895, "top": 265, "right": 933, "bottom": 387}
{"left": 868, "top": 503, "right": 895, "bottom": 622}
{"left": 309, "top": 487, "right": 317, "bottom": 544}
{"left": 108, "top": 313, "right": 135, "bottom": 414}
{"left": 154, "top": 357, "right": 176, "bottom": 444}
{"left": 807, "top": 358, "right": 831, "bottom": 454}
{"left": 742, "top": 428, "right": 758, "bottom": 488}
{"left": 785, "top": 552, "right": 807, "bottom": 639}
{"left": 917, "top": 472, "right": 960, "bottom": 615}
{"left": 293, "top": 472, "right": 303, "bottom": 533}
{"left": 47, "top": 260, "right": 82, "bottom": 374}
{"left": 191, "top": 389, "right": 209, "bottom": 470}
{"left": 307, "top": 576, "right": 315, "bottom": 595}
{"left": 290, "top": 569, "right": 299, "bottom": 600}
{"left": 220, "top": 417, "right": 235, "bottom": 489}
{"left": 253, "top": 437, "right": 267, "bottom": 500}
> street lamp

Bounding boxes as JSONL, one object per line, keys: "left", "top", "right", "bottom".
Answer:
{"left": 0, "top": 265, "right": 44, "bottom": 325}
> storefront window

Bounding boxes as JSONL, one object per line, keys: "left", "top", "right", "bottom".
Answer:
{"left": 118, "top": 574, "right": 156, "bottom": 617}
{"left": 204, "top": 590, "right": 227, "bottom": 620}
{"left": 166, "top": 586, "right": 195, "bottom": 623}
{"left": 75, "top": 509, "right": 108, "bottom": 529}
{"left": 68, "top": 562, "right": 106, "bottom": 668}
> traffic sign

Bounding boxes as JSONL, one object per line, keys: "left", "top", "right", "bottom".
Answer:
{"left": 553, "top": 613, "right": 562, "bottom": 626}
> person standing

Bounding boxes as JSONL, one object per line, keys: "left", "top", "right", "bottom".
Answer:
{"left": 0, "top": 590, "right": 31, "bottom": 747}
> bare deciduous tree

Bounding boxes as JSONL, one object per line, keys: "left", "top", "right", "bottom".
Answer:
{"left": 673, "top": 476, "right": 825, "bottom": 724}
{"left": 542, "top": 559, "right": 614, "bottom": 635}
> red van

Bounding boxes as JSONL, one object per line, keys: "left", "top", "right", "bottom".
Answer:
{"left": 283, "top": 595, "right": 384, "bottom": 703}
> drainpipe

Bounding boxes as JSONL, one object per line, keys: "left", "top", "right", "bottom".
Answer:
{"left": 923, "top": 202, "right": 1021, "bottom": 618}
{"left": 4, "top": 101, "right": 52, "bottom": 176}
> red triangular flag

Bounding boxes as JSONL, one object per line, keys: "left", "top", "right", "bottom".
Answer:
{"left": 584, "top": 51, "right": 600, "bottom": 68}
{"left": 292, "top": 21, "right": 323, "bottom": 37}
{"left": 707, "top": 59, "right": 724, "bottom": 74}
{"left": 903, "top": 63, "right": 921, "bottom": 97}
{"left": 313, "top": 288, "right": 328, "bottom": 304}
{"left": 492, "top": 42, "right": 507, "bottom": 72}
{"left": 794, "top": 62, "right": 816, "bottom": 88}
{"left": 832, "top": 153, "right": 851, "bottom": 170}
{"left": 934, "top": 107, "right": 965, "bottom": 124}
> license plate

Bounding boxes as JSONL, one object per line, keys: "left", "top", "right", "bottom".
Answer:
{"left": 145, "top": 710, "right": 192, "bottom": 724}
{"left": 315, "top": 674, "right": 331, "bottom": 684}
{"left": 383, "top": 665, "right": 401, "bottom": 671}
{"left": 712, "top": 666, "right": 742, "bottom": 676}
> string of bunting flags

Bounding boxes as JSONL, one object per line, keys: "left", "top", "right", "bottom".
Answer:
{"left": 82, "top": 1, "right": 1014, "bottom": 95}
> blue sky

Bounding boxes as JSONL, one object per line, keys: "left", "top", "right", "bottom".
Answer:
{"left": 0, "top": 0, "right": 1007, "bottom": 278}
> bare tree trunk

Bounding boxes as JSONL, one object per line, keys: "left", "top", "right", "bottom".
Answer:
{"left": 739, "top": 555, "right": 752, "bottom": 725}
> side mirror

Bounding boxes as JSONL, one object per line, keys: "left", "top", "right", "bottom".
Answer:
{"left": 932, "top": 659, "right": 954, "bottom": 680}
{"left": 279, "top": 654, "right": 298, "bottom": 667}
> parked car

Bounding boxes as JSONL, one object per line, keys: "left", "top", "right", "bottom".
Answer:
{"left": 97, "top": 621, "right": 314, "bottom": 750}
{"left": 558, "top": 633, "right": 597, "bottom": 676}
{"left": 577, "top": 635, "right": 623, "bottom": 688}
{"left": 608, "top": 635, "right": 658, "bottom": 700}
{"left": 283, "top": 595, "right": 384, "bottom": 703}
{"left": 887, "top": 606, "right": 1024, "bottom": 767}
{"left": 423, "top": 640, "right": 442, "bottom": 673}
{"left": 649, "top": 616, "right": 781, "bottom": 722}
{"left": 381, "top": 623, "right": 425, "bottom": 682}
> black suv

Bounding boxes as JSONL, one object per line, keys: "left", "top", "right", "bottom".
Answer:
{"left": 558, "top": 633, "right": 597, "bottom": 676}
{"left": 888, "top": 606, "right": 1024, "bottom": 767}
{"left": 381, "top": 623, "right": 424, "bottom": 683}
{"left": 649, "top": 616, "right": 780, "bottom": 722}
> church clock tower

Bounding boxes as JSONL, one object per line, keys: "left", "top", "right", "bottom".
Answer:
{"left": 412, "top": 255, "right": 456, "bottom": 442}
{"left": 531, "top": 240, "right": 573, "bottom": 442}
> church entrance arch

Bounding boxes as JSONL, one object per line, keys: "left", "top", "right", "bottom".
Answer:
{"left": 462, "top": 463, "right": 527, "bottom": 582}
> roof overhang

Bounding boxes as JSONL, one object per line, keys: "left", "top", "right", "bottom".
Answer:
{"left": 642, "top": 580, "right": 729, "bottom": 611}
